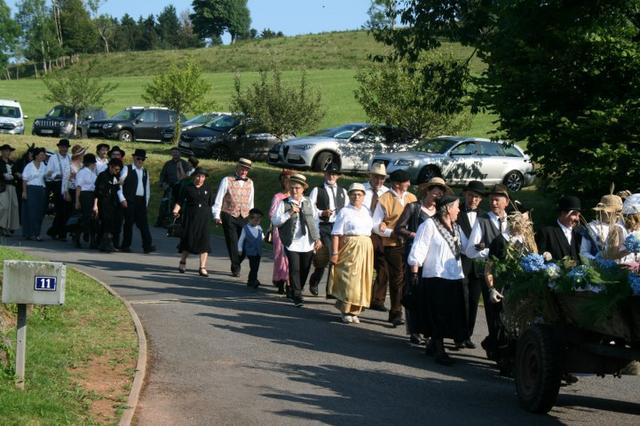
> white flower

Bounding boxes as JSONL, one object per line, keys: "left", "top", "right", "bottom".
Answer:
{"left": 542, "top": 251, "right": 553, "bottom": 262}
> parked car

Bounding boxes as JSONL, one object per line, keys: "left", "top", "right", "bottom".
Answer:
{"left": 0, "top": 99, "right": 27, "bottom": 135}
{"left": 32, "top": 105, "right": 106, "bottom": 138}
{"left": 178, "top": 114, "right": 282, "bottom": 161}
{"left": 371, "top": 136, "right": 535, "bottom": 191}
{"left": 267, "top": 123, "right": 416, "bottom": 172}
{"left": 88, "top": 106, "right": 185, "bottom": 143}
{"left": 77, "top": 109, "right": 109, "bottom": 138}
{"left": 182, "top": 112, "right": 230, "bottom": 132}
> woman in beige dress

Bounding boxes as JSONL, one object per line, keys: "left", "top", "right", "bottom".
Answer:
{"left": 328, "top": 183, "right": 374, "bottom": 324}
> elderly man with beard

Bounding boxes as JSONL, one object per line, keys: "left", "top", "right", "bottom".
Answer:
{"left": 536, "top": 195, "right": 583, "bottom": 262}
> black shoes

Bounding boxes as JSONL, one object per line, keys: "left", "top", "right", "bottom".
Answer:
{"left": 434, "top": 339, "right": 454, "bottom": 366}
{"left": 119, "top": 247, "right": 132, "bottom": 253}
{"left": 309, "top": 284, "right": 319, "bottom": 296}
{"left": 247, "top": 280, "right": 261, "bottom": 288}
{"left": 389, "top": 316, "right": 405, "bottom": 327}
{"left": 275, "top": 281, "right": 285, "bottom": 294}
{"left": 143, "top": 245, "right": 156, "bottom": 254}
{"left": 463, "top": 339, "right": 476, "bottom": 349}
{"left": 370, "top": 303, "right": 388, "bottom": 312}
{"left": 409, "top": 333, "right": 425, "bottom": 345}
{"left": 293, "top": 297, "right": 304, "bottom": 307}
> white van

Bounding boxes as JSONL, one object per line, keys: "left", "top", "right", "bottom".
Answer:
{"left": 0, "top": 99, "right": 27, "bottom": 135}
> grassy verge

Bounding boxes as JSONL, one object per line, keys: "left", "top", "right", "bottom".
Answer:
{"left": 0, "top": 247, "right": 137, "bottom": 425}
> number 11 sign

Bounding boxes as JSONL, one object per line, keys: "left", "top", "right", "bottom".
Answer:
{"left": 34, "top": 276, "right": 57, "bottom": 291}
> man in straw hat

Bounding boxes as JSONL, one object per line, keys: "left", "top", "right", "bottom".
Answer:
{"left": 363, "top": 162, "right": 389, "bottom": 311}
{"left": 213, "top": 158, "right": 255, "bottom": 277}
{"left": 46, "top": 138, "right": 71, "bottom": 240}
{"left": 117, "top": 148, "right": 155, "bottom": 254}
{"left": 457, "top": 180, "right": 486, "bottom": 349}
{"left": 372, "top": 169, "right": 417, "bottom": 326}
{"left": 536, "top": 195, "right": 583, "bottom": 262}
{"left": 308, "top": 162, "right": 349, "bottom": 296}
{"left": 465, "top": 183, "right": 511, "bottom": 359}
{"left": 579, "top": 193, "right": 624, "bottom": 260}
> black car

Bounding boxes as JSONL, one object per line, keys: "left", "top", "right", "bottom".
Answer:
{"left": 178, "top": 114, "right": 282, "bottom": 161}
{"left": 32, "top": 105, "right": 107, "bottom": 138}
{"left": 88, "top": 107, "right": 185, "bottom": 143}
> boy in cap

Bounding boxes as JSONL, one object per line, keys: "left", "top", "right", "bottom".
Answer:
{"left": 213, "top": 158, "right": 255, "bottom": 276}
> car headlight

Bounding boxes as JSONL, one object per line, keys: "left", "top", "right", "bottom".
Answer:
{"left": 197, "top": 136, "right": 215, "bottom": 142}
{"left": 292, "top": 144, "right": 315, "bottom": 151}
{"left": 103, "top": 123, "right": 114, "bottom": 129}
{"left": 393, "top": 159, "right": 414, "bottom": 167}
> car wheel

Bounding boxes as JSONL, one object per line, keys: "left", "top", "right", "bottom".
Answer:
{"left": 118, "top": 130, "right": 133, "bottom": 142}
{"left": 313, "top": 152, "right": 337, "bottom": 172}
{"left": 504, "top": 170, "right": 524, "bottom": 192}
{"left": 417, "top": 165, "right": 441, "bottom": 184}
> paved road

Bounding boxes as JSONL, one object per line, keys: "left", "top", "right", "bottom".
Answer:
{"left": 9, "top": 225, "right": 640, "bottom": 425}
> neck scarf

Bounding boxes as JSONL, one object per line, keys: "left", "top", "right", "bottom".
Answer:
{"left": 433, "top": 217, "right": 462, "bottom": 260}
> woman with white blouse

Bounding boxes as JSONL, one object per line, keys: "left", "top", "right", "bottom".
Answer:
{"left": 408, "top": 194, "right": 468, "bottom": 365}
{"left": 74, "top": 153, "right": 98, "bottom": 248}
{"left": 21, "top": 148, "right": 48, "bottom": 240}
{"left": 271, "top": 173, "right": 322, "bottom": 308}
{"left": 327, "top": 183, "right": 374, "bottom": 324}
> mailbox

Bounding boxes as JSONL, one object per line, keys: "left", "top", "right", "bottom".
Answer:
{"left": 2, "top": 260, "right": 66, "bottom": 305}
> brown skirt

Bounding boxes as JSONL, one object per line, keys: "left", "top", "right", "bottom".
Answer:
{"left": 328, "top": 235, "right": 374, "bottom": 314}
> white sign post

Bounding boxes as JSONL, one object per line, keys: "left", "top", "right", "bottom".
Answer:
{"left": 2, "top": 260, "right": 66, "bottom": 389}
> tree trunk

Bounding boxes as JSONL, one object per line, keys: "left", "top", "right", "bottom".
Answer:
{"left": 33, "top": 63, "right": 38, "bottom": 79}
{"left": 173, "top": 115, "right": 182, "bottom": 145}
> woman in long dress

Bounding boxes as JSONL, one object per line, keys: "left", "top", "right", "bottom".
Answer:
{"left": 408, "top": 194, "right": 468, "bottom": 365}
{"left": 172, "top": 168, "right": 214, "bottom": 277}
{"left": 328, "top": 183, "right": 374, "bottom": 324}
{"left": 21, "top": 148, "right": 48, "bottom": 240}
{"left": 269, "top": 170, "right": 293, "bottom": 294}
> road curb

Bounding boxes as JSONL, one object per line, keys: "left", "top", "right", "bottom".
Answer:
{"left": 75, "top": 269, "right": 147, "bottom": 426}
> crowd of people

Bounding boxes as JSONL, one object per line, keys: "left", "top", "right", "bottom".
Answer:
{"left": 2, "top": 138, "right": 639, "bottom": 368}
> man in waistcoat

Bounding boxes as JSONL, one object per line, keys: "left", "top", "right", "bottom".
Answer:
{"left": 372, "top": 170, "right": 417, "bottom": 326}
{"left": 308, "top": 162, "right": 349, "bottom": 296}
{"left": 363, "top": 162, "right": 390, "bottom": 311}
{"left": 465, "top": 183, "right": 510, "bottom": 359}
{"left": 117, "top": 149, "right": 155, "bottom": 254}
{"left": 213, "top": 158, "right": 254, "bottom": 277}
{"left": 536, "top": 195, "right": 582, "bottom": 262}
{"left": 95, "top": 158, "right": 123, "bottom": 253}
{"left": 457, "top": 180, "right": 486, "bottom": 349}
{"left": 46, "top": 138, "right": 71, "bottom": 240}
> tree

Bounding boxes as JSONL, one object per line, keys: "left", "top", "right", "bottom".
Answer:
{"left": 136, "top": 15, "right": 159, "bottom": 51}
{"left": 157, "top": 5, "right": 181, "bottom": 49}
{"left": 224, "top": 0, "right": 251, "bottom": 42}
{"left": 42, "top": 61, "right": 117, "bottom": 135}
{"left": 93, "top": 14, "right": 117, "bottom": 53}
{"left": 142, "top": 61, "right": 216, "bottom": 142}
{"left": 231, "top": 69, "right": 325, "bottom": 139}
{"left": 15, "top": 0, "right": 63, "bottom": 73}
{"left": 363, "top": 0, "right": 396, "bottom": 30}
{"left": 177, "top": 10, "right": 204, "bottom": 49}
{"left": 0, "top": 0, "right": 20, "bottom": 76}
{"left": 58, "top": 0, "right": 98, "bottom": 53}
{"left": 355, "top": 52, "right": 471, "bottom": 138}
{"left": 374, "top": 0, "right": 640, "bottom": 195}
{"left": 112, "top": 13, "right": 139, "bottom": 51}
{"left": 190, "top": 0, "right": 251, "bottom": 44}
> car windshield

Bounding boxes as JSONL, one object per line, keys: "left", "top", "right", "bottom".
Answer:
{"left": 187, "top": 113, "right": 218, "bottom": 126}
{"left": 46, "top": 105, "right": 74, "bottom": 118}
{"left": 0, "top": 106, "right": 20, "bottom": 118}
{"left": 204, "top": 114, "right": 239, "bottom": 130}
{"left": 311, "top": 124, "right": 367, "bottom": 139}
{"left": 414, "top": 138, "right": 459, "bottom": 154}
{"left": 111, "top": 109, "right": 143, "bottom": 120}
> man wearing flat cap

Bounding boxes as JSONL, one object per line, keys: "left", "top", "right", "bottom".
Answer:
{"left": 117, "top": 148, "right": 155, "bottom": 254}
{"left": 0, "top": 144, "right": 19, "bottom": 235}
{"left": 457, "top": 180, "right": 486, "bottom": 349}
{"left": 363, "top": 162, "right": 390, "bottom": 311}
{"left": 372, "top": 169, "right": 417, "bottom": 326}
{"left": 536, "top": 195, "right": 582, "bottom": 262}
{"left": 308, "top": 162, "right": 349, "bottom": 296}
{"left": 213, "top": 158, "right": 255, "bottom": 277}
{"left": 46, "top": 138, "right": 71, "bottom": 240}
{"left": 465, "top": 183, "right": 511, "bottom": 358}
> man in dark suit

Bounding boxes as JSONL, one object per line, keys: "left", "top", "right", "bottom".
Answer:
{"left": 536, "top": 195, "right": 582, "bottom": 262}
{"left": 457, "top": 181, "right": 486, "bottom": 349}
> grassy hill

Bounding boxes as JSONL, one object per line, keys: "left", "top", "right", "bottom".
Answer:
{"left": 0, "top": 30, "right": 496, "bottom": 137}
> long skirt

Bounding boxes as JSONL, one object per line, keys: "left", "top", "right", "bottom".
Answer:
{"left": 423, "top": 277, "right": 467, "bottom": 342}
{"left": 328, "top": 235, "right": 374, "bottom": 315}
{"left": 269, "top": 193, "right": 289, "bottom": 283}
{"left": 0, "top": 184, "right": 19, "bottom": 231}
{"left": 22, "top": 185, "right": 46, "bottom": 238}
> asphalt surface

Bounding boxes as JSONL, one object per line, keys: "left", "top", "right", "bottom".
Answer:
{"left": 8, "top": 223, "right": 640, "bottom": 425}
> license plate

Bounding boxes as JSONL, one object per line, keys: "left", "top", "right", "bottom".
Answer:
{"left": 179, "top": 141, "right": 190, "bottom": 148}
{"left": 89, "top": 129, "right": 100, "bottom": 134}
{"left": 40, "top": 129, "right": 53, "bottom": 134}
{"left": 269, "top": 153, "right": 279, "bottom": 160}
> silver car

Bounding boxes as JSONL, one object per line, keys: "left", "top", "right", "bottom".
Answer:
{"left": 371, "top": 136, "right": 535, "bottom": 191}
{"left": 267, "top": 123, "right": 416, "bottom": 172}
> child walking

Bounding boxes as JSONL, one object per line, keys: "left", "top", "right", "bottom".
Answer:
{"left": 238, "top": 208, "right": 264, "bottom": 288}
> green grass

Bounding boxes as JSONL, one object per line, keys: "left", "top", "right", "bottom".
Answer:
{"left": 0, "top": 247, "right": 137, "bottom": 425}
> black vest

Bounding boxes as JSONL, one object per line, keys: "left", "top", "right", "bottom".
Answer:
{"left": 122, "top": 165, "right": 148, "bottom": 200}
{"left": 477, "top": 213, "right": 502, "bottom": 247}
{"left": 314, "top": 185, "right": 346, "bottom": 220}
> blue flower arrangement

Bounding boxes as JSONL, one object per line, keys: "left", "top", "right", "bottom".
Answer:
{"left": 594, "top": 254, "right": 618, "bottom": 270}
{"left": 629, "top": 273, "right": 640, "bottom": 296}
{"left": 567, "top": 265, "right": 589, "bottom": 284}
{"left": 520, "top": 253, "right": 546, "bottom": 272}
{"left": 624, "top": 233, "right": 640, "bottom": 254}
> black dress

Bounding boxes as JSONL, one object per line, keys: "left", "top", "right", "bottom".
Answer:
{"left": 177, "top": 183, "right": 214, "bottom": 254}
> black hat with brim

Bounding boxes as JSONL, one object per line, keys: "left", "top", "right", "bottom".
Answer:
{"left": 463, "top": 180, "right": 486, "bottom": 196}
{"left": 192, "top": 167, "right": 209, "bottom": 177}
{"left": 133, "top": 148, "right": 147, "bottom": 159}
{"left": 389, "top": 170, "right": 411, "bottom": 183}
{"left": 108, "top": 146, "right": 125, "bottom": 157}
{"left": 558, "top": 195, "right": 581, "bottom": 212}
{"left": 436, "top": 194, "right": 460, "bottom": 210}
{"left": 0, "top": 144, "right": 15, "bottom": 151}
{"left": 323, "top": 162, "right": 341, "bottom": 174}
{"left": 488, "top": 183, "right": 510, "bottom": 199}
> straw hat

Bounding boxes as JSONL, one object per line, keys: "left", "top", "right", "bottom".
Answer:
{"left": 348, "top": 182, "right": 366, "bottom": 194}
{"left": 592, "top": 194, "right": 623, "bottom": 213}
{"left": 70, "top": 144, "right": 87, "bottom": 158}
{"left": 369, "top": 162, "right": 387, "bottom": 177}
{"left": 289, "top": 173, "right": 308, "bottom": 188}
{"left": 237, "top": 158, "right": 252, "bottom": 169}
{"left": 419, "top": 177, "right": 453, "bottom": 196}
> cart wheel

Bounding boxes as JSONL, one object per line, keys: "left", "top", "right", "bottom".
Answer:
{"left": 515, "top": 325, "right": 562, "bottom": 414}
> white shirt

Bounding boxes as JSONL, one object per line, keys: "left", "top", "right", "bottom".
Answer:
{"left": 62, "top": 162, "right": 80, "bottom": 193}
{"left": 46, "top": 152, "right": 70, "bottom": 182}
{"left": 75, "top": 167, "right": 97, "bottom": 191}
{"left": 465, "top": 211, "right": 509, "bottom": 259}
{"left": 466, "top": 211, "right": 478, "bottom": 229}
{"left": 309, "top": 183, "right": 349, "bottom": 223}
{"left": 117, "top": 164, "right": 151, "bottom": 206}
{"left": 237, "top": 224, "right": 263, "bottom": 253}
{"left": 22, "top": 161, "right": 46, "bottom": 187}
{"left": 331, "top": 204, "right": 373, "bottom": 236}
{"left": 363, "top": 181, "right": 389, "bottom": 215}
{"left": 372, "top": 189, "right": 414, "bottom": 238}
{"left": 557, "top": 220, "right": 573, "bottom": 245}
{"left": 212, "top": 176, "right": 255, "bottom": 220}
{"left": 271, "top": 197, "right": 319, "bottom": 252}
{"left": 408, "top": 219, "right": 469, "bottom": 280}
{"left": 96, "top": 157, "right": 109, "bottom": 174}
